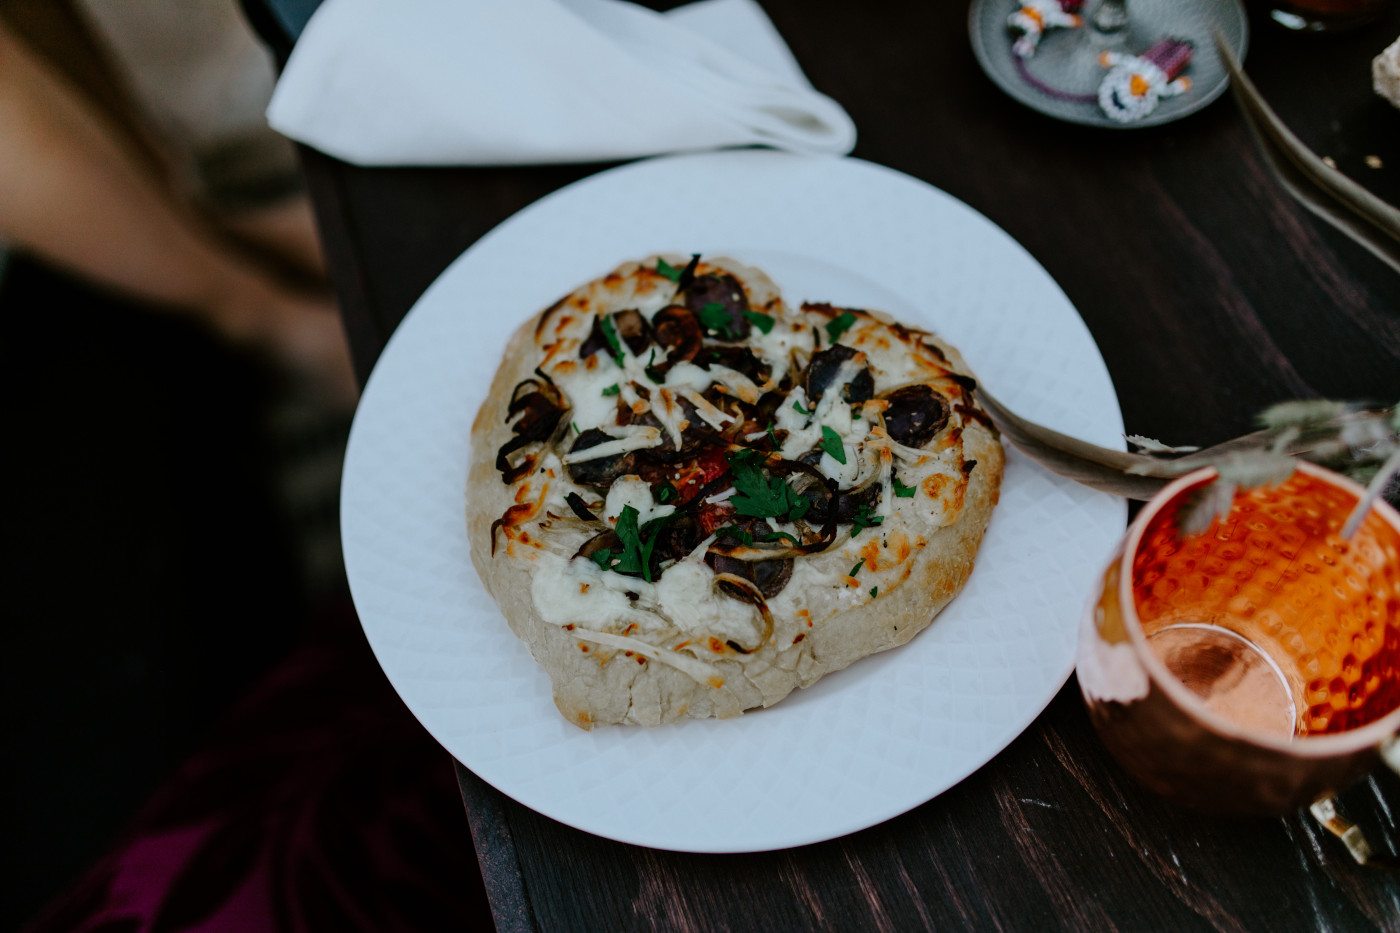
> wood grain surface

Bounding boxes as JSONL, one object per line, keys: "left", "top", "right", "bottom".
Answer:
{"left": 274, "top": 1, "right": 1400, "bottom": 928}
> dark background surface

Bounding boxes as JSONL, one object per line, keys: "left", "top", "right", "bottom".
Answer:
{"left": 0, "top": 259, "right": 306, "bottom": 928}
{"left": 282, "top": 1, "right": 1400, "bottom": 929}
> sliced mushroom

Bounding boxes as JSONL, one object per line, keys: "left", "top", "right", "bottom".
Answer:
{"left": 805, "top": 344, "right": 873, "bottom": 404}
{"left": 651, "top": 305, "right": 703, "bottom": 364}
{"left": 613, "top": 309, "right": 652, "bottom": 356}
{"left": 881, "top": 385, "right": 950, "bottom": 448}
{"left": 564, "top": 428, "right": 639, "bottom": 487}
{"left": 698, "top": 345, "right": 770, "bottom": 383}
{"left": 574, "top": 529, "right": 622, "bottom": 562}
{"left": 684, "top": 273, "right": 751, "bottom": 341}
{"left": 578, "top": 314, "right": 611, "bottom": 361}
{"left": 834, "top": 482, "right": 882, "bottom": 523}
{"left": 707, "top": 552, "right": 791, "bottom": 599}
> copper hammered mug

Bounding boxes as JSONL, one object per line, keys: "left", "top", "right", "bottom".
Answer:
{"left": 1077, "top": 463, "right": 1400, "bottom": 858}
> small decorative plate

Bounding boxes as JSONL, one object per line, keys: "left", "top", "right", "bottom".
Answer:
{"left": 969, "top": 0, "right": 1249, "bottom": 128}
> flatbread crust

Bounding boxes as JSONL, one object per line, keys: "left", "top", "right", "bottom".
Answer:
{"left": 467, "top": 256, "right": 1002, "bottom": 728}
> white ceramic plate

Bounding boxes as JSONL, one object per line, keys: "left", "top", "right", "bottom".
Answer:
{"left": 341, "top": 150, "right": 1127, "bottom": 853}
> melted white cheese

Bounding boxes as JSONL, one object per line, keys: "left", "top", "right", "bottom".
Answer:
{"left": 529, "top": 550, "right": 760, "bottom": 645}
{"left": 604, "top": 476, "right": 675, "bottom": 526}
{"left": 562, "top": 426, "right": 662, "bottom": 463}
{"left": 657, "top": 561, "right": 762, "bottom": 643}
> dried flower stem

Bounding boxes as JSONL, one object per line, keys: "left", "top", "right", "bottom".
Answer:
{"left": 1342, "top": 445, "right": 1400, "bottom": 539}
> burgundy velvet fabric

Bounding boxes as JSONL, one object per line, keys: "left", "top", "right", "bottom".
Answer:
{"left": 24, "top": 604, "right": 494, "bottom": 933}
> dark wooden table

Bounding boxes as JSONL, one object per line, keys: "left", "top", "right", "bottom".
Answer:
{"left": 251, "top": 1, "right": 1400, "bottom": 929}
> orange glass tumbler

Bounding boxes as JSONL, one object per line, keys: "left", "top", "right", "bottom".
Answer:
{"left": 1077, "top": 462, "right": 1400, "bottom": 819}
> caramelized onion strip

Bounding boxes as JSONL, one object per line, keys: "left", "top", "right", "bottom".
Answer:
{"left": 709, "top": 573, "right": 775, "bottom": 653}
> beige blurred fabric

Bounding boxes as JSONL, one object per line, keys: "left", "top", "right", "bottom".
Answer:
{"left": 73, "top": 0, "right": 301, "bottom": 208}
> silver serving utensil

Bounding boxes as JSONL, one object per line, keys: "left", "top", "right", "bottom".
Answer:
{"left": 974, "top": 388, "right": 1174, "bottom": 500}
{"left": 976, "top": 388, "right": 1393, "bottom": 501}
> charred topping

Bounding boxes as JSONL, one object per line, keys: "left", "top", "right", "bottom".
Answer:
{"left": 497, "top": 378, "right": 567, "bottom": 484}
{"left": 565, "top": 492, "right": 599, "bottom": 523}
{"left": 675, "top": 253, "right": 702, "bottom": 292}
{"left": 953, "top": 399, "right": 994, "bottom": 430}
{"left": 947, "top": 373, "right": 977, "bottom": 394}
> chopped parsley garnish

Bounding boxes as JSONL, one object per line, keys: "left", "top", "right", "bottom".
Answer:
{"left": 656, "top": 258, "right": 682, "bottom": 282}
{"left": 792, "top": 400, "right": 811, "bottom": 416}
{"left": 589, "top": 548, "right": 614, "bottom": 570}
{"left": 599, "top": 314, "right": 625, "bottom": 367}
{"left": 571, "top": 421, "right": 580, "bottom": 434}
{"left": 741, "top": 310, "right": 774, "bottom": 334}
{"left": 763, "top": 531, "right": 800, "bottom": 547}
{"left": 892, "top": 475, "right": 917, "bottom": 498}
{"left": 601, "top": 383, "right": 621, "bottom": 396}
{"left": 654, "top": 483, "right": 677, "bottom": 504}
{"left": 608, "top": 505, "right": 672, "bottom": 583}
{"left": 644, "top": 349, "right": 663, "bottom": 384}
{"left": 870, "top": 586, "right": 879, "bottom": 598}
{"left": 766, "top": 420, "right": 779, "bottom": 444}
{"left": 715, "top": 525, "right": 754, "bottom": 546}
{"left": 849, "top": 558, "right": 865, "bottom": 577}
{"left": 698, "top": 302, "right": 738, "bottom": 340}
{"left": 850, "top": 503, "right": 884, "bottom": 538}
{"left": 825, "top": 311, "right": 857, "bottom": 343}
{"left": 728, "top": 450, "right": 811, "bottom": 521}
{"left": 819, "top": 425, "right": 847, "bottom": 464}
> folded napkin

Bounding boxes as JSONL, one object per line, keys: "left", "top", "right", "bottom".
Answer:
{"left": 266, "top": 0, "right": 857, "bottom": 166}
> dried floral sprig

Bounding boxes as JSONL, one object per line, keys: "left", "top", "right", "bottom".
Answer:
{"left": 1127, "top": 400, "right": 1400, "bottom": 536}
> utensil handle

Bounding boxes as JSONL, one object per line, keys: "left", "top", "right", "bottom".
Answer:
{"left": 1310, "top": 756, "right": 1398, "bottom": 869}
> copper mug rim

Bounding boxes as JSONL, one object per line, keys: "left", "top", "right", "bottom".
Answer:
{"left": 1115, "top": 461, "right": 1400, "bottom": 759}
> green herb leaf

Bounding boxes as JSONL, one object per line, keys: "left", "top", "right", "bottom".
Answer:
{"left": 763, "top": 531, "right": 800, "bottom": 547}
{"left": 741, "top": 310, "right": 774, "bottom": 334}
{"left": 607, "top": 506, "right": 675, "bottom": 583}
{"left": 715, "top": 525, "right": 754, "bottom": 546}
{"left": 793, "top": 400, "right": 811, "bottom": 416}
{"left": 599, "top": 314, "right": 625, "bottom": 367}
{"left": 825, "top": 311, "right": 857, "bottom": 343}
{"left": 850, "top": 503, "right": 884, "bottom": 538}
{"left": 849, "top": 558, "right": 865, "bottom": 577}
{"left": 589, "top": 548, "right": 614, "bottom": 570}
{"left": 698, "top": 302, "right": 736, "bottom": 339}
{"left": 870, "top": 586, "right": 878, "bottom": 598}
{"left": 766, "top": 420, "right": 779, "bottom": 444}
{"left": 571, "top": 421, "right": 580, "bottom": 434}
{"left": 644, "top": 349, "right": 663, "bottom": 384}
{"left": 728, "top": 450, "right": 811, "bottom": 521}
{"left": 656, "top": 257, "right": 682, "bottom": 282}
{"left": 655, "top": 483, "right": 677, "bottom": 504}
{"left": 601, "top": 383, "right": 621, "bottom": 396}
{"left": 892, "top": 475, "right": 917, "bottom": 498}
{"left": 638, "top": 515, "right": 672, "bottom": 583}
{"left": 819, "top": 425, "right": 847, "bottom": 464}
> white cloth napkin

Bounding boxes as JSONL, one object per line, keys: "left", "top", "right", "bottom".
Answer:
{"left": 266, "top": 0, "right": 857, "bottom": 166}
